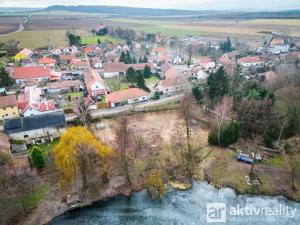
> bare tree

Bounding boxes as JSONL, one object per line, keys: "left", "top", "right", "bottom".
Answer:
{"left": 134, "top": 134, "right": 144, "bottom": 158}
{"left": 179, "top": 92, "right": 194, "bottom": 178}
{"left": 74, "top": 97, "right": 90, "bottom": 127}
{"left": 212, "top": 96, "right": 233, "bottom": 147}
{"left": 248, "top": 140, "right": 259, "bottom": 180}
{"left": 115, "top": 117, "right": 131, "bottom": 184}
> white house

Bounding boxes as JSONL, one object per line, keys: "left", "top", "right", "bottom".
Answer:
{"left": 84, "top": 68, "right": 107, "bottom": 97}
{"left": 238, "top": 56, "right": 263, "bottom": 68}
{"left": 106, "top": 88, "right": 149, "bottom": 108}
{"left": 4, "top": 112, "right": 66, "bottom": 144}
{"left": 172, "top": 56, "right": 183, "bottom": 64}
{"left": 156, "top": 76, "right": 186, "bottom": 94}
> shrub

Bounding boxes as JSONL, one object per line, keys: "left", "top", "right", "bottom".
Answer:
{"left": 208, "top": 122, "right": 239, "bottom": 147}
{"left": 29, "top": 146, "right": 46, "bottom": 169}
{"left": 145, "top": 170, "right": 166, "bottom": 199}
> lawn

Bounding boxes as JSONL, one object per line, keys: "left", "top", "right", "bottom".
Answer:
{"left": 105, "top": 77, "right": 129, "bottom": 92}
{"left": 37, "top": 139, "right": 60, "bottom": 153}
{"left": 145, "top": 76, "right": 160, "bottom": 85}
{"left": 263, "top": 155, "right": 287, "bottom": 167}
{"left": 81, "top": 35, "right": 123, "bottom": 45}
{"left": 63, "top": 91, "right": 84, "bottom": 99}
{"left": 0, "top": 30, "right": 68, "bottom": 48}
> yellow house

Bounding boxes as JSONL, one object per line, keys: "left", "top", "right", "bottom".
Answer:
{"left": 13, "top": 48, "right": 33, "bottom": 61}
{"left": 0, "top": 95, "right": 19, "bottom": 120}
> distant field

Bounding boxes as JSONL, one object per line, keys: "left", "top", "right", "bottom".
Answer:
{"left": 0, "top": 30, "right": 69, "bottom": 48}
{"left": 81, "top": 35, "right": 122, "bottom": 45}
{"left": 0, "top": 16, "right": 23, "bottom": 34}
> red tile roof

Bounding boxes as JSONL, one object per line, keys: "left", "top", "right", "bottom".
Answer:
{"left": 160, "top": 76, "right": 185, "bottom": 87}
{"left": 39, "top": 57, "right": 56, "bottom": 65}
{"left": 83, "top": 46, "right": 97, "bottom": 54}
{"left": 161, "top": 61, "right": 172, "bottom": 73}
{"left": 165, "top": 67, "right": 177, "bottom": 80}
{"left": 47, "top": 80, "right": 83, "bottom": 89}
{"left": 59, "top": 54, "right": 76, "bottom": 62}
{"left": 0, "top": 95, "right": 17, "bottom": 108}
{"left": 103, "top": 62, "right": 127, "bottom": 73}
{"left": 106, "top": 88, "right": 149, "bottom": 104}
{"left": 199, "top": 57, "right": 213, "bottom": 65}
{"left": 239, "top": 56, "right": 261, "bottom": 63}
{"left": 84, "top": 68, "right": 106, "bottom": 95}
{"left": 14, "top": 66, "right": 51, "bottom": 80}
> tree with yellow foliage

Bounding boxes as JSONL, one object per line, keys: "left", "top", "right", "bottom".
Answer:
{"left": 54, "top": 126, "right": 111, "bottom": 190}
{"left": 145, "top": 169, "right": 166, "bottom": 199}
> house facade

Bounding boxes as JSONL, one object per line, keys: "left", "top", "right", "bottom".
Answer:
{"left": 156, "top": 76, "right": 186, "bottom": 94}
{"left": 238, "top": 56, "right": 263, "bottom": 68}
{"left": 4, "top": 112, "right": 66, "bottom": 144}
{"left": 84, "top": 68, "right": 107, "bottom": 97}
{"left": 106, "top": 88, "right": 149, "bottom": 108}
{"left": 0, "top": 95, "right": 19, "bottom": 120}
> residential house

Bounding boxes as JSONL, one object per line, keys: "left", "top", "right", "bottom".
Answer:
{"left": 219, "top": 51, "right": 239, "bottom": 65}
{"left": 13, "top": 66, "right": 52, "bottom": 84}
{"left": 59, "top": 54, "right": 76, "bottom": 65}
{"left": 84, "top": 68, "right": 107, "bottom": 97}
{"left": 18, "top": 86, "right": 58, "bottom": 117}
{"left": 0, "top": 132, "right": 10, "bottom": 155}
{"left": 269, "top": 38, "right": 289, "bottom": 54}
{"left": 199, "top": 57, "right": 216, "bottom": 71}
{"left": 70, "top": 58, "right": 89, "bottom": 70}
{"left": 106, "top": 88, "right": 149, "bottom": 108}
{"left": 4, "top": 112, "right": 66, "bottom": 143}
{"left": 156, "top": 76, "right": 186, "bottom": 94}
{"left": 151, "top": 47, "right": 169, "bottom": 63}
{"left": 14, "top": 48, "right": 33, "bottom": 61}
{"left": 193, "top": 69, "right": 209, "bottom": 81}
{"left": 39, "top": 57, "right": 56, "bottom": 68}
{"left": 238, "top": 56, "right": 263, "bottom": 68}
{"left": 0, "top": 95, "right": 19, "bottom": 120}
{"left": 165, "top": 67, "right": 177, "bottom": 80}
{"left": 103, "top": 62, "right": 128, "bottom": 78}
{"left": 172, "top": 55, "right": 183, "bottom": 64}
{"left": 83, "top": 46, "right": 97, "bottom": 56}
{"left": 92, "top": 57, "right": 103, "bottom": 69}
{"left": 47, "top": 80, "right": 83, "bottom": 94}
{"left": 161, "top": 61, "right": 172, "bottom": 73}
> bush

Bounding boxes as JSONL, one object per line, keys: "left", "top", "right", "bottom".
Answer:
{"left": 192, "top": 86, "right": 203, "bottom": 102}
{"left": 145, "top": 170, "right": 166, "bottom": 199}
{"left": 153, "top": 91, "right": 161, "bottom": 100}
{"left": 208, "top": 122, "right": 239, "bottom": 147}
{"left": 29, "top": 146, "right": 46, "bottom": 169}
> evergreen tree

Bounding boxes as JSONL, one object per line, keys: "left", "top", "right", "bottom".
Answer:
{"left": 126, "top": 67, "right": 136, "bottom": 83}
{"left": 120, "top": 52, "right": 127, "bottom": 63}
{"left": 97, "top": 38, "right": 101, "bottom": 45}
{"left": 143, "top": 55, "right": 148, "bottom": 63}
{"left": 207, "top": 67, "right": 229, "bottom": 100}
{"left": 0, "top": 67, "right": 14, "bottom": 87}
{"left": 143, "top": 65, "right": 152, "bottom": 79}
{"left": 138, "top": 57, "right": 143, "bottom": 63}
{"left": 192, "top": 86, "right": 203, "bottom": 102}
{"left": 125, "top": 51, "right": 131, "bottom": 64}
{"left": 136, "top": 71, "right": 150, "bottom": 92}
{"left": 220, "top": 37, "right": 233, "bottom": 53}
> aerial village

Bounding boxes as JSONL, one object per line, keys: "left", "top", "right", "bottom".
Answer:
{"left": 0, "top": 22, "right": 300, "bottom": 176}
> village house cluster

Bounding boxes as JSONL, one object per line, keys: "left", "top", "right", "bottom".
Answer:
{"left": 1, "top": 23, "right": 299, "bottom": 173}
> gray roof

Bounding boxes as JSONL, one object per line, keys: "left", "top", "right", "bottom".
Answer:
{"left": 4, "top": 112, "right": 66, "bottom": 134}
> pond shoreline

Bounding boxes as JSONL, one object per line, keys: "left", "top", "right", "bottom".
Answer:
{"left": 42, "top": 179, "right": 300, "bottom": 225}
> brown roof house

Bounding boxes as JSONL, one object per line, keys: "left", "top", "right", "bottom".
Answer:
{"left": 0, "top": 95, "right": 19, "bottom": 120}
{"left": 106, "top": 88, "right": 149, "bottom": 108}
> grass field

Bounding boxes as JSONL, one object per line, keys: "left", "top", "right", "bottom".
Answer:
{"left": 0, "top": 30, "right": 68, "bottom": 48}
{"left": 145, "top": 76, "right": 160, "bottom": 85}
{"left": 81, "top": 35, "right": 123, "bottom": 45}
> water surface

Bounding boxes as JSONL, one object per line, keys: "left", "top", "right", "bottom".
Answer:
{"left": 50, "top": 182, "right": 300, "bottom": 225}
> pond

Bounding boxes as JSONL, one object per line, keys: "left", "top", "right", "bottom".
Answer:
{"left": 49, "top": 182, "right": 300, "bottom": 225}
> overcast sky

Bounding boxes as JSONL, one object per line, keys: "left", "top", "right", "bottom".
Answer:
{"left": 1, "top": 0, "right": 300, "bottom": 11}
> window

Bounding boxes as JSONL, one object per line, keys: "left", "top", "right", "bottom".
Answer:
{"left": 24, "top": 135, "right": 29, "bottom": 138}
